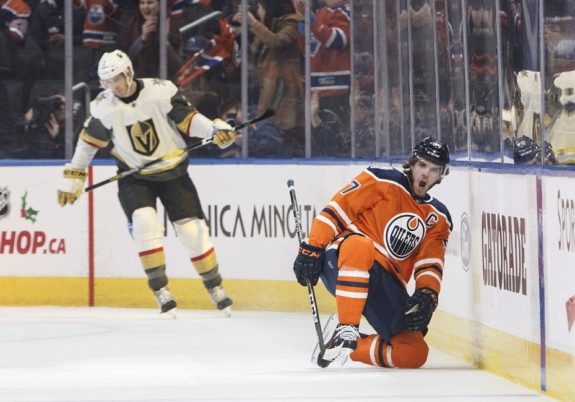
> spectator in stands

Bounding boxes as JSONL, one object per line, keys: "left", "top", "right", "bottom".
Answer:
{"left": 16, "top": 92, "right": 67, "bottom": 158}
{"left": 118, "top": 0, "right": 183, "bottom": 79}
{"left": 309, "top": 0, "right": 351, "bottom": 156}
{"left": 73, "top": 0, "right": 119, "bottom": 49}
{"left": 27, "top": 0, "right": 65, "bottom": 52}
{"left": 28, "top": 0, "right": 85, "bottom": 79}
{"left": 232, "top": 0, "right": 305, "bottom": 156}
{"left": 1, "top": 0, "right": 30, "bottom": 45}
{"left": 1, "top": 0, "right": 42, "bottom": 130}
{"left": 0, "top": 3, "right": 18, "bottom": 147}
{"left": 176, "top": 2, "right": 241, "bottom": 104}
{"left": 70, "top": 0, "right": 123, "bottom": 85}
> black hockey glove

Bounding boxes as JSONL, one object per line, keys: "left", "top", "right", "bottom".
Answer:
{"left": 293, "top": 242, "right": 325, "bottom": 286}
{"left": 404, "top": 287, "right": 438, "bottom": 332}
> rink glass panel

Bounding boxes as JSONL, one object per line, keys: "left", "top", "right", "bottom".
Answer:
{"left": 1, "top": 0, "right": 574, "bottom": 164}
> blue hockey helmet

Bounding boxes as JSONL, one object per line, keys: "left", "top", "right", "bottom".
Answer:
{"left": 411, "top": 136, "right": 450, "bottom": 166}
{"left": 513, "top": 136, "right": 557, "bottom": 165}
{"left": 403, "top": 137, "right": 450, "bottom": 183}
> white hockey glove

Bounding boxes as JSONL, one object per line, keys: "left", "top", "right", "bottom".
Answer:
{"left": 212, "top": 118, "right": 236, "bottom": 149}
{"left": 57, "top": 164, "right": 87, "bottom": 207}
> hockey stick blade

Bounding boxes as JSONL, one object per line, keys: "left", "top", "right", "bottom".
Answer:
{"left": 314, "top": 349, "right": 332, "bottom": 368}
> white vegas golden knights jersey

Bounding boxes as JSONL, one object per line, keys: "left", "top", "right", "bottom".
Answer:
{"left": 79, "top": 78, "right": 200, "bottom": 176}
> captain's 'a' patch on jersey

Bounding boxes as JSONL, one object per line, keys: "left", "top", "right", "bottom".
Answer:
{"left": 127, "top": 118, "right": 160, "bottom": 156}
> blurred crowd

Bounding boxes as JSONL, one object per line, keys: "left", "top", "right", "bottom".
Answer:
{"left": 0, "top": 0, "right": 352, "bottom": 159}
{"left": 1, "top": 0, "right": 574, "bottom": 164}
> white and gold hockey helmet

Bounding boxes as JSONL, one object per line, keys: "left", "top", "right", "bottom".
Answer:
{"left": 97, "top": 49, "right": 134, "bottom": 89}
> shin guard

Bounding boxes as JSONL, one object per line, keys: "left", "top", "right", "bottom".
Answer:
{"left": 132, "top": 207, "right": 167, "bottom": 291}
{"left": 174, "top": 218, "right": 222, "bottom": 289}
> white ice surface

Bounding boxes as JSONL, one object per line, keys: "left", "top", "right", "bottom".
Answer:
{"left": 0, "top": 307, "right": 554, "bottom": 402}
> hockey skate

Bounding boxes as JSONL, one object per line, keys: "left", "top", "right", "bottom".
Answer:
{"left": 312, "top": 314, "right": 359, "bottom": 368}
{"left": 153, "top": 287, "right": 177, "bottom": 318}
{"left": 207, "top": 285, "right": 233, "bottom": 317}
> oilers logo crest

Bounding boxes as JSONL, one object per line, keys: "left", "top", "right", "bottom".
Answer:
{"left": 87, "top": 4, "right": 106, "bottom": 25}
{"left": 384, "top": 213, "right": 425, "bottom": 259}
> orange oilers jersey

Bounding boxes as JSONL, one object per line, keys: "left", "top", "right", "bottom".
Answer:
{"left": 1, "top": 0, "right": 30, "bottom": 43}
{"left": 74, "top": 0, "right": 117, "bottom": 48}
{"left": 310, "top": 2, "right": 351, "bottom": 97}
{"left": 308, "top": 166, "right": 452, "bottom": 295}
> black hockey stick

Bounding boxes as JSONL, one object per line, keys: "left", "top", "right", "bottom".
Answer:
{"left": 85, "top": 137, "right": 212, "bottom": 192}
{"left": 287, "top": 179, "right": 330, "bottom": 368}
{"left": 84, "top": 78, "right": 284, "bottom": 192}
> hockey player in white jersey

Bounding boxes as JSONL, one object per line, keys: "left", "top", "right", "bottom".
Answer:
{"left": 57, "top": 50, "right": 235, "bottom": 316}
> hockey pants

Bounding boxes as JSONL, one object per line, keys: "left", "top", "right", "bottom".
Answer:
{"left": 320, "top": 235, "right": 429, "bottom": 368}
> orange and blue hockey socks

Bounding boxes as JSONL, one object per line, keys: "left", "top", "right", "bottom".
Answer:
{"left": 336, "top": 235, "right": 375, "bottom": 325}
{"left": 350, "top": 331, "right": 429, "bottom": 368}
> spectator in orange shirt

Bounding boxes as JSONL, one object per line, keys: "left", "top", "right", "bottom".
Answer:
{"left": 310, "top": 0, "right": 351, "bottom": 156}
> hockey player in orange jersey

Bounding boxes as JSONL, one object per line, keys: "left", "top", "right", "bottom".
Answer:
{"left": 293, "top": 137, "right": 452, "bottom": 368}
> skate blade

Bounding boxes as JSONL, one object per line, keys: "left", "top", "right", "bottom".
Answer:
{"left": 338, "top": 348, "right": 352, "bottom": 366}
{"left": 220, "top": 306, "right": 232, "bottom": 317}
{"left": 313, "top": 345, "right": 352, "bottom": 368}
{"left": 321, "top": 346, "right": 341, "bottom": 362}
{"left": 161, "top": 307, "right": 178, "bottom": 319}
{"left": 312, "top": 347, "right": 333, "bottom": 368}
